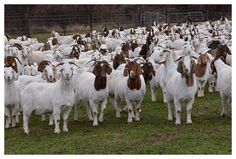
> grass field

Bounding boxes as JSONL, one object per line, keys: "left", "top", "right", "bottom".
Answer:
{"left": 4, "top": 34, "right": 231, "bottom": 154}
{"left": 4, "top": 84, "right": 231, "bottom": 154}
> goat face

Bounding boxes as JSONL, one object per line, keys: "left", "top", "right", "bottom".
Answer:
{"left": 8, "top": 47, "right": 19, "bottom": 57}
{"left": 155, "top": 50, "right": 170, "bottom": 64}
{"left": 113, "top": 54, "right": 126, "bottom": 70}
{"left": 197, "top": 53, "right": 210, "bottom": 65}
{"left": 4, "top": 67, "right": 18, "bottom": 81}
{"left": 124, "top": 61, "right": 142, "bottom": 79}
{"left": 60, "top": 63, "right": 74, "bottom": 80}
{"left": 183, "top": 42, "right": 194, "bottom": 55}
{"left": 93, "top": 61, "right": 112, "bottom": 77}
{"left": 23, "top": 65, "right": 32, "bottom": 75}
{"left": 142, "top": 62, "right": 155, "bottom": 82}
{"left": 177, "top": 55, "right": 196, "bottom": 86}
{"left": 42, "top": 65, "right": 55, "bottom": 82}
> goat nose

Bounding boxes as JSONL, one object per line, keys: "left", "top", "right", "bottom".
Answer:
{"left": 185, "top": 68, "right": 189, "bottom": 73}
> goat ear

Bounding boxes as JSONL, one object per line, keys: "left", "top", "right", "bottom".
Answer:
{"left": 177, "top": 61, "right": 184, "bottom": 75}
{"left": 123, "top": 68, "right": 128, "bottom": 77}
{"left": 13, "top": 70, "right": 18, "bottom": 80}
{"left": 41, "top": 70, "right": 47, "bottom": 80}
{"left": 191, "top": 60, "right": 197, "bottom": 73}
{"left": 92, "top": 66, "right": 100, "bottom": 76}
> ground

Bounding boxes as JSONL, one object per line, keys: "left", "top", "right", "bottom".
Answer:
{"left": 5, "top": 84, "right": 231, "bottom": 154}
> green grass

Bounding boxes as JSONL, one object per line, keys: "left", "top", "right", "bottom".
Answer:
{"left": 4, "top": 34, "right": 231, "bottom": 154}
{"left": 4, "top": 84, "right": 231, "bottom": 154}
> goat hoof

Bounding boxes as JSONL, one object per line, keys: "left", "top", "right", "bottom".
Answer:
{"left": 187, "top": 120, "right": 192, "bottom": 125}
{"left": 127, "top": 119, "right": 133, "bottom": 123}
{"left": 24, "top": 130, "right": 29, "bottom": 135}
{"left": 54, "top": 129, "right": 61, "bottom": 134}
{"left": 175, "top": 121, "right": 181, "bottom": 125}
{"left": 98, "top": 118, "right": 104, "bottom": 123}
{"left": 221, "top": 113, "right": 226, "bottom": 117}
{"left": 168, "top": 117, "right": 173, "bottom": 121}
{"left": 63, "top": 128, "right": 68, "bottom": 132}
{"left": 152, "top": 99, "right": 156, "bottom": 102}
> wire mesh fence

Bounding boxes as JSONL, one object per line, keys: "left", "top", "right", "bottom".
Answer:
{"left": 5, "top": 10, "right": 228, "bottom": 37}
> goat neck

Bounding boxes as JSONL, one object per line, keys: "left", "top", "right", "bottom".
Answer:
{"left": 127, "top": 75, "right": 141, "bottom": 90}
{"left": 94, "top": 76, "right": 107, "bottom": 91}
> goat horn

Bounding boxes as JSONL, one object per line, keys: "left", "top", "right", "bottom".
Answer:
{"left": 56, "top": 62, "right": 64, "bottom": 67}
{"left": 86, "top": 59, "right": 96, "bottom": 65}
{"left": 175, "top": 56, "right": 184, "bottom": 62}
{"left": 13, "top": 56, "right": 22, "bottom": 65}
{"left": 69, "top": 62, "right": 80, "bottom": 68}
{"left": 191, "top": 56, "right": 198, "bottom": 59}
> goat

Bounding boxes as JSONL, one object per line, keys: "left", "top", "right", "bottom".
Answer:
{"left": 4, "top": 67, "right": 21, "bottom": 128}
{"left": 115, "top": 60, "right": 146, "bottom": 123}
{"left": 195, "top": 53, "right": 210, "bottom": 97}
{"left": 165, "top": 54, "right": 197, "bottom": 124}
{"left": 21, "top": 62, "right": 78, "bottom": 134}
{"left": 211, "top": 58, "right": 231, "bottom": 116}
{"left": 74, "top": 60, "right": 112, "bottom": 126}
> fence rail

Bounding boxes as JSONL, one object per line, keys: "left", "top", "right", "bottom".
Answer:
{"left": 5, "top": 10, "right": 226, "bottom": 36}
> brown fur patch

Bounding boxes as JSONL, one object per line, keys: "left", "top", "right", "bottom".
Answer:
{"left": 123, "top": 61, "right": 142, "bottom": 90}
{"left": 93, "top": 61, "right": 112, "bottom": 91}
{"left": 52, "top": 38, "right": 59, "bottom": 45}
{"left": 195, "top": 53, "right": 209, "bottom": 77}
{"left": 177, "top": 59, "right": 196, "bottom": 87}
{"left": 42, "top": 42, "right": 51, "bottom": 51}
{"left": 38, "top": 60, "right": 50, "bottom": 72}
{"left": 113, "top": 54, "right": 125, "bottom": 70}
{"left": 4, "top": 56, "right": 18, "bottom": 73}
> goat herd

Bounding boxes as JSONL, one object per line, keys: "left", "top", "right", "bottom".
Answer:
{"left": 4, "top": 17, "right": 232, "bottom": 135}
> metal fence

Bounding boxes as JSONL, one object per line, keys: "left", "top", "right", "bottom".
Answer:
{"left": 5, "top": 10, "right": 226, "bottom": 36}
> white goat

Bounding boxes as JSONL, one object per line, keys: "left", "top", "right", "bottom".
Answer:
{"left": 4, "top": 67, "right": 21, "bottom": 128}
{"left": 195, "top": 53, "right": 210, "bottom": 97}
{"left": 115, "top": 60, "right": 146, "bottom": 123}
{"left": 211, "top": 58, "right": 231, "bottom": 116}
{"left": 74, "top": 60, "right": 112, "bottom": 126}
{"left": 165, "top": 54, "right": 197, "bottom": 124}
{"left": 21, "top": 62, "right": 78, "bottom": 134}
